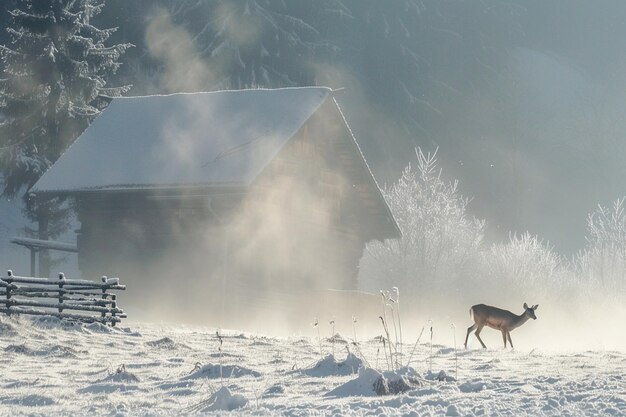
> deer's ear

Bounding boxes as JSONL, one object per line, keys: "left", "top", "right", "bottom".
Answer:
{"left": 533, "top": 304, "right": 539, "bottom": 310}
{"left": 523, "top": 302, "right": 529, "bottom": 309}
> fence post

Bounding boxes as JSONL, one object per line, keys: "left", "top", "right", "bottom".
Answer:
{"left": 111, "top": 294, "right": 117, "bottom": 327}
{"left": 6, "top": 270, "right": 12, "bottom": 316}
{"left": 58, "top": 272, "right": 65, "bottom": 314}
{"left": 101, "top": 276, "right": 107, "bottom": 323}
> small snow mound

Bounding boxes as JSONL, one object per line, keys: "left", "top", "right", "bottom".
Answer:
{"left": 5, "top": 343, "right": 81, "bottom": 358}
{"left": 390, "top": 366, "right": 420, "bottom": 378}
{"left": 326, "top": 366, "right": 422, "bottom": 397}
{"left": 458, "top": 380, "right": 486, "bottom": 393}
{"left": 4, "top": 344, "right": 34, "bottom": 355}
{"left": 0, "top": 319, "right": 17, "bottom": 335}
{"left": 183, "top": 363, "right": 261, "bottom": 380}
{"left": 263, "top": 383, "right": 285, "bottom": 397}
{"left": 208, "top": 352, "right": 242, "bottom": 359}
{"left": 425, "top": 370, "right": 456, "bottom": 382}
{"left": 3, "top": 380, "right": 37, "bottom": 389}
{"left": 146, "top": 337, "right": 188, "bottom": 349}
{"left": 325, "top": 333, "right": 348, "bottom": 344}
{"left": 29, "top": 315, "right": 83, "bottom": 331}
{"left": 6, "top": 394, "right": 56, "bottom": 407}
{"left": 44, "top": 344, "right": 81, "bottom": 358}
{"left": 84, "top": 321, "right": 113, "bottom": 334}
{"left": 446, "top": 404, "right": 461, "bottom": 416}
{"left": 250, "top": 339, "right": 272, "bottom": 346}
{"left": 380, "top": 369, "right": 423, "bottom": 395}
{"left": 169, "top": 388, "right": 196, "bottom": 397}
{"left": 385, "top": 376, "right": 414, "bottom": 395}
{"left": 99, "top": 366, "right": 140, "bottom": 383}
{"left": 118, "top": 327, "right": 142, "bottom": 337}
{"left": 538, "top": 376, "right": 560, "bottom": 384}
{"left": 196, "top": 387, "right": 248, "bottom": 412}
{"left": 303, "top": 353, "right": 363, "bottom": 377}
{"left": 78, "top": 383, "right": 139, "bottom": 394}
{"left": 542, "top": 398, "right": 560, "bottom": 411}
{"left": 325, "top": 367, "right": 383, "bottom": 397}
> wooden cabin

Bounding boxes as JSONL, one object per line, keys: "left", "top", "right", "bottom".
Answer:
{"left": 31, "top": 87, "right": 400, "bottom": 322}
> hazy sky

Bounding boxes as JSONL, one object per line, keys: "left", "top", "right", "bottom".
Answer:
{"left": 345, "top": 1, "right": 626, "bottom": 255}
{"left": 3, "top": 0, "right": 626, "bottom": 256}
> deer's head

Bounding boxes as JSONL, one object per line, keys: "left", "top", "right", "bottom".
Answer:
{"left": 523, "top": 302, "right": 539, "bottom": 320}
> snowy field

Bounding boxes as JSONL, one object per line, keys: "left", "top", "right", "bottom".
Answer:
{"left": 0, "top": 316, "right": 624, "bottom": 416}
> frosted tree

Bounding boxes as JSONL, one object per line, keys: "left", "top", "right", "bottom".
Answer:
{"left": 359, "top": 148, "right": 485, "bottom": 297}
{"left": 575, "top": 197, "right": 626, "bottom": 293}
{"left": 0, "top": 0, "right": 131, "bottom": 275}
{"left": 482, "top": 232, "right": 567, "bottom": 302}
{"left": 0, "top": 0, "right": 131, "bottom": 194}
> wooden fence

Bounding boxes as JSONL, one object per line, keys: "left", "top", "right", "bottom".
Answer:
{"left": 0, "top": 270, "right": 126, "bottom": 325}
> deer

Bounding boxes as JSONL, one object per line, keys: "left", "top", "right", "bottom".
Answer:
{"left": 464, "top": 303, "right": 538, "bottom": 349}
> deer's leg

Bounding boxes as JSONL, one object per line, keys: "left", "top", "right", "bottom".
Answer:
{"left": 475, "top": 325, "right": 487, "bottom": 349}
{"left": 465, "top": 324, "right": 476, "bottom": 349}
{"left": 506, "top": 332, "right": 514, "bottom": 349}
{"left": 501, "top": 330, "right": 507, "bottom": 348}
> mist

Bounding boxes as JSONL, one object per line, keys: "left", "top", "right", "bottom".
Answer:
{"left": 2, "top": 1, "right": 626, "bottom": 353}
{"left": 98, "top": 0, "right": 626, "bottom": 255}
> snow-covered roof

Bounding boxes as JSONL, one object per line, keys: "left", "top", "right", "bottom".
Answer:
{"left": 32, "top": 87, "right": 332, "bottom": 194}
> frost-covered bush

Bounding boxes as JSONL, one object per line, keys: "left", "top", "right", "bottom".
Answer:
{"left": 574, "top": 198, "right": 626, "bottom": 295}
{"left": 480, "top": 232, "right": 570, "bottom": 303}
{"left": 359, "top": 148, "right": 575, "bottom": 306}
{"left": 359, "top": 148, "right": 485, "bottom": 298}
{"left": 360, "top": 148, "right": 626, "bottom": 311}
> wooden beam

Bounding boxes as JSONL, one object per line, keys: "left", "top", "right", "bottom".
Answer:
{"left": 10, "top": 237, "right": 78, "bottom": 253}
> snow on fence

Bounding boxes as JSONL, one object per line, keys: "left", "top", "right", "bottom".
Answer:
{"left": 0, "top": 270, "right": 126, "bottom": 325}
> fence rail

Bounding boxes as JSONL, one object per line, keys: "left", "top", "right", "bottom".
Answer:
{"left": 0, "top": 270, "right": 126, "bottom": 325}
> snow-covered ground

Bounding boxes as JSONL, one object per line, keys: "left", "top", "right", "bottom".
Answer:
{"left": 0, "top": 316, "right": 624, "bottom": 416}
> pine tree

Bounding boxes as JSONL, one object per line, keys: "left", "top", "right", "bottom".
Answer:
{"left": 0, "top": 0, "right": 131, "bottom": 195}
{"left": 0, "top": 0, "right": 131, "bottom": 275}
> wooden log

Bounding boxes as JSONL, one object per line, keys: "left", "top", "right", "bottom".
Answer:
{"left": 0, "top": 286, "right": 117, "bottom": 298}
{"left": 0, "top": 298, "right": 124, "bottom": 315}
{"left": 56, "top": 284, "right": 126, "bottom": 291}
{"left": 0, "top": 307, "right": 123, "bottom": 324}
{"left": 0, "top": 291, "right": 115, "bottom": 305}
{"left": 7, "top": 288, "right": 114, "bottom": 299}
{"left": 0, "top": 282, "right": 125, "bottom": 292}
{"left": 0, "top": 274, "right": 124, "bottom": 289}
